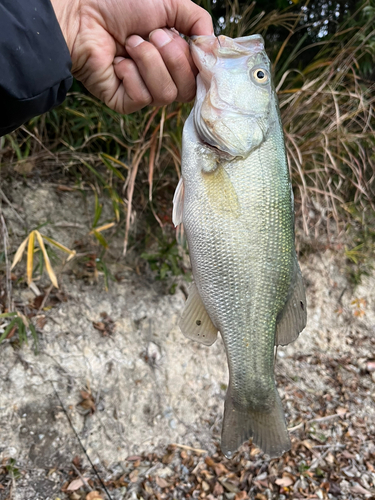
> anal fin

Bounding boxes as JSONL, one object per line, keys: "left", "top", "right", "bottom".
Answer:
{"left": 276, "top": 263, "right": 307, "bottom": 346}
{"left": 179, "top": 283, "right": 218, "bottom": 346}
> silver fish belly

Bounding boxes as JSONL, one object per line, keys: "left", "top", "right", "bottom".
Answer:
{"left": 173, "top": 34, "right": 307, "bottom": 458}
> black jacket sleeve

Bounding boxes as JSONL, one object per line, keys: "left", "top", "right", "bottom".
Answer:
{"left": 0, "top": 0, "right": 73, "bottom": 136}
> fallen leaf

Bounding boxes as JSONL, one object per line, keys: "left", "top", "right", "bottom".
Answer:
{"left": 275, "top": 476, "right": 294, "bottom": 487}
{"left": 36, "top": 316, "right": 47, "bottom": 329}
{"left": 154, "top": 467, "right": 173, "bottom": 479}
{"left": 201, "top": 470, "right": 214, "bottom": 480}
{"left": 155, "top": 476, "right": 170, "bottom": 488}
{"left": 67, "top": 478, "right": 85, "bottom": 491}
{"left": 213, "top": 482, "right": 224, "bottom": 496}
{"left": 32, "top": 294, "right": 45, "bottom": 309}
{"left": 202, "top": 480, "right": 210, "bottom": 492}
{"left": 79, "top": 398, "right": 95, "bottom": 411}
{"left": 14, "top": 161, "right": 34, "bottom": 175}
{"left": 235, "top": 492, "right": 249, "bottom": 500}
{"left": 329, "top": 482, "right": 341, "bottom": 495}
{"left": 93, "top": 321, "right": 105, "bottom": 331}
{"left": 214, "top": 463, "right": 228, "bottom": 476}
{"left": 162, "top": 450, "right": 175, "bottom": 464}
{"left": 321, "top": 481, "right": 330, "bottom": 491}
{"left": 350, "top": 484, "right": 372, "bottom": 496}
{"left": 219, "top": 479, "right": 240, "bottom": 493}
{"left": 301, "top": 439, "right": 314, "bottom": 450}
{"left": 205, "top": 457, "right": 216, "bottom": 468}
{"left": 143, "top": 481, "right": 153, "bottom": 494}
{"left": 86, "top": 492, "right": 103, "bottom": 500}
{"left": 336, "top": 407, "right": 347, "bottom": 414}
{"left": 79, "top": 390, "right": 96, "bottom": 413}
{"left": 56, "top": 184, "right": 75, "bottom": 191}
{"left": 72, "top": 456, "right": 81, "bottom": 468}
{"left": 129, "top": 469, "right": 139, "bottom": 482}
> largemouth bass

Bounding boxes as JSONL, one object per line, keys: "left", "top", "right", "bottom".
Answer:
{"left": 173, "top": 34, "right": 307, "bottom": 458}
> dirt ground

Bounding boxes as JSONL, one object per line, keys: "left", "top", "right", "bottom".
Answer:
{"left": 0, "top": 180, "right": 374, "bottom": 500}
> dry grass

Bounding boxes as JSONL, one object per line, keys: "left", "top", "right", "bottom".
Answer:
{"left": 277, "top": 7, "right": 375, "bottom": 237}
{"left": 0, "top": 2, "right": 374, "bottom": 257}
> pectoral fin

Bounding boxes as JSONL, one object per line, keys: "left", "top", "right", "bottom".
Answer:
{"left": 172, "top": 177, "right": 184, "bottom": 227}
{"left": 179, "top": 283, "right": 218, "bottom": 346}
{"left": 276, "top": 264, "right": 307, "bottom": 346}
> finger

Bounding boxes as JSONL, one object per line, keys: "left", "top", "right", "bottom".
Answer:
{"left": 151, "top": 28, "right": 197, "bottom": 75}
{"left": 112, "top": 57, "right": 152, "bottom": 114}
{"left": 167, "top": 0, "right": 213, "bottom": 37}
{"left": 149, "top": 28, "right": 196, "bottom": 102}
{"left": 125, "top": 35, "right": 178, "bottom": 106}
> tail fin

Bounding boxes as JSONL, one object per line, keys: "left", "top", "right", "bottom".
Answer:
{"left": 221, "top": 386, "right": 291, "bottom": 459}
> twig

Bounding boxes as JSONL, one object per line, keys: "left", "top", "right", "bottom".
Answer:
{"left": 289, "top": 411, "right": 349, "bottom": 432}
{"left": 38, "top": 283, "right": 54, "bottom": 312}
{"left": 0, "top": 215, "right": 12, "bottom": 312}
{"left": 338, "top": 286, "right": 347, "bottom": 305}
{"left": 288, "top": 421, "right": 304, "bottom": 432}
{"left": 20, "top": 126, "right": 57, "bottom": 159}
{"left": 170, "top": 443, "right": 207, "bottom": 454}
{"left": 71, "top": 463, "right": 93, "bottom": 492}
{"left": 313, "top": 443, "right": 346, "bottom": 449}
{"left": 309, "top": 412, "right": 350, "bottom": 424}
{"left": 50, "top": 380, "right": 113, "bottom": 500}
{"left": 0, "top": 188, "right": 25, "bottom": 226}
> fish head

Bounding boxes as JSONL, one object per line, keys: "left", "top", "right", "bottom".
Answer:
{"left": 191, "top": 34, "right": 276, "bottom": 158}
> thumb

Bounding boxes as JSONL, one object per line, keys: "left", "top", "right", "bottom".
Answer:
{"left": 168, "top": 0, "right": 213, "bottom": 37}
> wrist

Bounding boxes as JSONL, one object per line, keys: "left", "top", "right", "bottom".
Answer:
{"left": 49, "top": 0, "right": 81, "bottom": 55}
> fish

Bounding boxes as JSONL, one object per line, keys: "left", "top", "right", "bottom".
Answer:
{"left": 172, "top": 34, "right": 307, "bottom": 459}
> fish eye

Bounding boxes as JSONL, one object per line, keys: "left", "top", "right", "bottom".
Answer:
{"left": 252, "top": 68, "right": 269, "bottom": 84}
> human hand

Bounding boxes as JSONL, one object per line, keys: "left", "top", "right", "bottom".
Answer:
{"left": 50, "top": 0, "right": 213, "bottom": 114}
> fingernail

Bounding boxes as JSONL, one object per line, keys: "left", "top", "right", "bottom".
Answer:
{"left": 126, "top": 35, "right": 144, "bottom": 48}
{"left": 150, "top": 29, "right": 173, "bottom": 48}
{"left": 114, "top": 56, "right": 125, "bottom": 64}
{"left": 170, "top": 27, "right": 180, "bottom": 37}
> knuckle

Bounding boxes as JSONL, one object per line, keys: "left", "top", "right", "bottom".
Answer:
{"left": 130, "top": 89, "right": 153, "bottom": 108}
{"left": 182, "top": 84, "right": 196, "bottom": 103}
{"left": 167, "top": 51, "right": 187, "bottom": 73}
{"left": 176, "top": 76, "right": 196, "bottom": 102}
{"left": 137, "top": 45, "right": 158, "bottom": 66}
{"left": 140, "top": 92, "right": 153, "bottom": 107}
{"left": 160, "top": 84, "right": 178, "bottom": 104}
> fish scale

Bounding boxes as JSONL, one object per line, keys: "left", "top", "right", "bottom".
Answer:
{"left": 173, "top": 34, "right": 307, "bottom": 458}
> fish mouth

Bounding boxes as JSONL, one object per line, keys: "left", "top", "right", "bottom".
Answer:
{"left": 189, "top": 34, "right": 265, "bottom": 58}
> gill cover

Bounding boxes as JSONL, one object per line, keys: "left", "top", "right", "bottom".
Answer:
{"left": 190, "top": 35, "right": 275, "bottom": 158}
